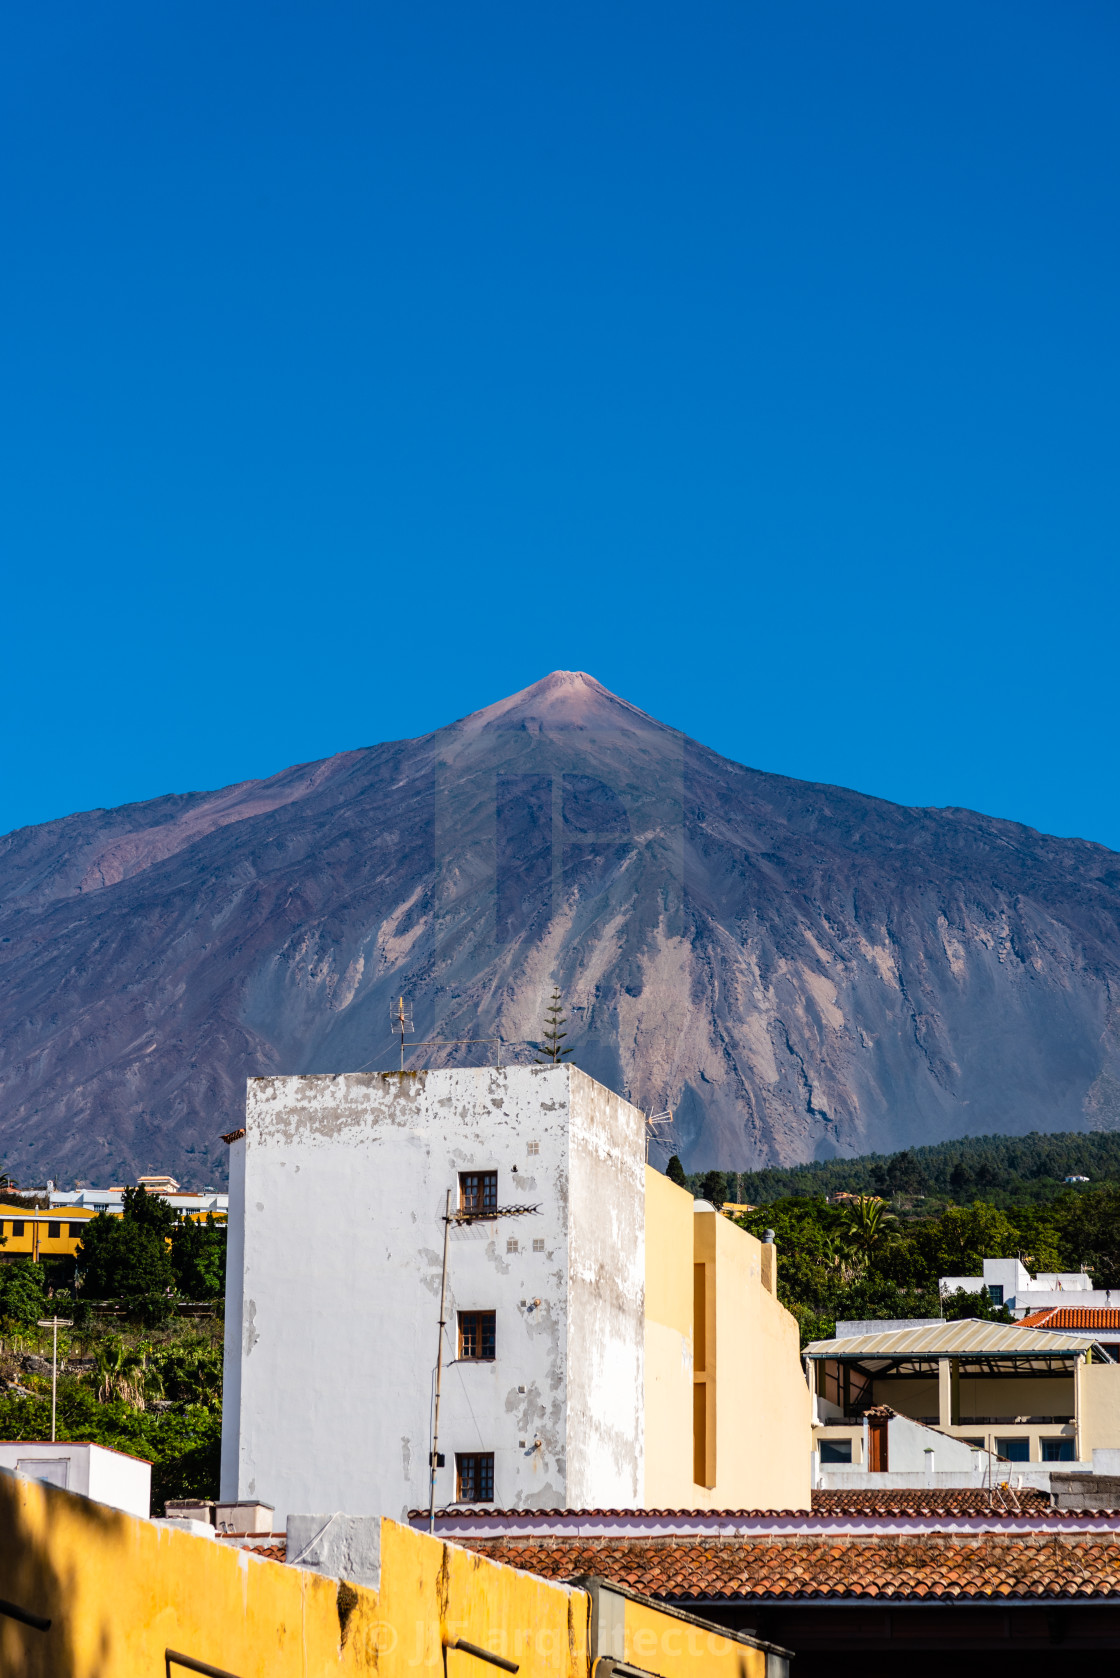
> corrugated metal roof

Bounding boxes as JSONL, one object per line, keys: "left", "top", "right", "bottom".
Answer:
{"left": 805, "top": 1317, "right": 1096, "bottom": 1358}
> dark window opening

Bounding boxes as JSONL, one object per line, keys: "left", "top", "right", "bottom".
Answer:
{"left": 459, "top": 1172, "right": 498, "bottom": 1216}
{"left": 455, "top": 1452, "right": 494, "bottom": 1503}
{"left": 47, "top": 1222, "right": 60, "bottom": 1239}
{"left": 996, "top": 1437, "right": 1031, "bottom": 1462}
{"left": 12, "top": 1221, "right": 25, "bottom": 1237}
{"left": 68, "top": 1223, "right": 84, "bottom": 1238}
{"left": 987, "top": 1284, "right": 1004, "bottom": 1305}
{"left": 458, "top": 1311, "right": 496, "bottom": 1361}
{"left": 1042, "top": 1438, "right": 1075, "bottom": 1462}
{"left": 819, "top": 1439, "right": 852, "bottom": 1464}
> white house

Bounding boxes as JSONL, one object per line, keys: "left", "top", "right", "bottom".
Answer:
{"left": 940, "top": 1256, "right": 1120, "bottom": 1318}
{"left": 0, "top": 1441, "right": 151, "bottom": 1517}
{"left": 220, "top": 1065, "right": 646, "bottom": 1525}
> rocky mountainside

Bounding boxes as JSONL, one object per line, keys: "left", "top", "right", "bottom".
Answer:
{"left": 3, "top": 672, "right": 1120, "bottom": 1185}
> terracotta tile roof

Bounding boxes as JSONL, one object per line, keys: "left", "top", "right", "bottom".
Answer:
{"left": 422, "top": 1489, "right": 1064, "bottom": 1519}
{"left": 811, "top": 1488, "right": 1053, "bottom": 1515}
{"left": 457, "top": 1533, "right": 1120, "bottom": 1601}
{"left": 1019, "top": 1308, "right": 1120, "bottom": 1330}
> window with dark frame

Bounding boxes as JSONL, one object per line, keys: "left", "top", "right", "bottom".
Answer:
{"left": 47, "top": 1222, "right": 61, "bottom": 1239}
{"left": 12, "top": 1221, "right": 24, "bottom": 1237}
{"left": 69, "top": 1222, "right": 84, "bottom": 1238}
{"left": 459, "top": 1171, "right": 498, "bottom": 1216}
{"left": 458, "top": 1311, "right": 496, "bottom": 1361}
{"left": 455, "top": 1451, "right": 495, "bottom": 1503}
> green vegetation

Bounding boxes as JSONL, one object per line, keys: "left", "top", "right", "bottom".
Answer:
{"left": 668, "top": 1131, "right": 1120, "bottom": 1347}
{"left": 0, "top": 1189, "right": 227, "bottom": 1507}
{"left": 0, "top": 1320, "right": 223, "bottom": 1508}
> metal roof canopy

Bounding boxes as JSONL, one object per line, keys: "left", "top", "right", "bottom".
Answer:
{"left": 805, "top": 1317, "right": 1106, "bottom": 1370}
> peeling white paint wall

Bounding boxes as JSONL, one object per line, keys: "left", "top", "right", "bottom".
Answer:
{"left": 220, "top": 1065, "right": 645, "bottom": 1523}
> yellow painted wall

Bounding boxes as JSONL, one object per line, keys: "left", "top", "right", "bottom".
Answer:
{"left": 643, "top": 1168, "right": 811, "bottom": 1510}
{"left": 617, "top": 1592, "right": 767, "bottom": 1678}
{"left": 0, "top": 1472, "right": 590, "bottom": 1678}
{"left": 0, "top": 1470, "right": 782, "bottom": 1678}
{"left": 1078, "top": 1360, "right": 1120, "bottom": 1456}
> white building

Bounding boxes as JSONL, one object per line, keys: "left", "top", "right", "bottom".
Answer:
{"left": 0, "top": 1441, "right": 151, "bottom": 1517}
{"left": 49, "top": 1187, "right": 228, "bottom": 1217}
{"left": 940, "top": 1256, "right": 1120, "bottom": 1317}
{"left": 220, "top": 1065, "right": 646, "bottom": 1525}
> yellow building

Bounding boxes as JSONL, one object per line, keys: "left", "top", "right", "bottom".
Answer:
{"left": 0, "top": 1196, "right": 227, "bottom": 1267}
{"left": 644, "top": 1168, "right": 812, "bottom": 1509}
{"left": 0, "top": 1205, "right": 98, "bottom": 1264}
{"left": 0, "top": 1469, "right": 788, "bottom": 1678}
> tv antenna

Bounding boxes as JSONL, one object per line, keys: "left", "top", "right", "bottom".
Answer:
{"left": 645, "top": 1103, "right": 674, "bottom": 1162}
{"left": 391, "top": 996, "right": 415, "bottom": 1071}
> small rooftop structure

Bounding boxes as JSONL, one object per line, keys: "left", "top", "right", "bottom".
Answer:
{"left": 0, "top": 1440, "right": 150, "bottom": 1517}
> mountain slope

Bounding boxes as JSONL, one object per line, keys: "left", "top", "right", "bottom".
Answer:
{"left": 2, "top": 672, "right": 1120, "bottom": 1183}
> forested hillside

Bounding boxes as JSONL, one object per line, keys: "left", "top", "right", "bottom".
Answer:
{"left": 667, "top": 1133, "right": 1120, "bottom": 1347}
{"left": 693, "top": 1129, "right": 1120, "bottom": 1211}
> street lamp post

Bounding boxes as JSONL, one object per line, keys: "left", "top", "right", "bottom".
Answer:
{"left": 37, "top": 1317, "right": 73, "bottom": 1443}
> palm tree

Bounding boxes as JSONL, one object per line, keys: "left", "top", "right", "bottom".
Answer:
{"left": 841, "top": 1194, "right": 890, "bottom": 1264}
{"left": 95, "top": 1339, "right": 160, "bottom": 1409}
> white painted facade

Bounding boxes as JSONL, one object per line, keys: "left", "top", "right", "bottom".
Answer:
{"left": 221, "top": 1065, "right": 646, "bottom": 1525}
{"left": 0, "top": 1440, "right": 151, "bottom": 1516}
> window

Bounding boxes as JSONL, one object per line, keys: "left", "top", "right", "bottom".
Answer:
{"left": 47, "top": 1222, "right": 60, "bottom": 1239}
{"left": 1042, "top": 1438, "right": 1075, "bottom": 1462}
{"left": 455, "top": 1452, "right": 494, "bottom": 1503}
{"left": 69, "top": 1223, "right": 84, "bottom": 1238}
{"left": 961, "top": 1438, "right": 985, "bottom": 1449}
{"left": 987, "top": 1284, "right": 1004, "bottom": 1305}
{"left": 458, "top": 1311, "right": 496, "bottom": 1361}
{"left": 506, "top": 1237, "right": 518, "bottom": 1253}
{"left": 819, "top": 1439, "right": 852, "bottom": 1465}
{"left": 527, "top": 1142, "right": 539, "bottom": 1156}
{"left": 533, "top": 1238, "right": 545, "bottom": 1252}
{"left": 12, "top": 1221, "right": 24, "bottom": 1237}
{"left": 996, "top": 1437, "right": 1031, "bottom": 1462}
{"left": 459, "top": 1171, "right": 498, "bottom": 1216}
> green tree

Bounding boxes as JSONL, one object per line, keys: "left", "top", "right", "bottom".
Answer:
{"left": 700, "top": 1170, "right": 729, "bottom": 1207}
{"left": 535, "top": 988, "right": 573, "bottom": 1064}
{"left": 942, "top": 1286, "right": 1014, "bottom": 1323}
{"left": 77, "top": 1186, "right": 177, "bottom": 1323}
{"left": 665, "top": 1155, "right": 687, "bottom": 1189}
{"left": 0, "top": 1258, "right": 47, "bottom": 1325}
{"left": 921, "top": 1201, "right": 1016, "bottom": 1275}
{"left": 170, "top": 1215, "right": 226, "bottom": 1300}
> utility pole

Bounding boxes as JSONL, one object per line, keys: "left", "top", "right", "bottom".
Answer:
{"left": 427, "top": 1184, "right": 541, "bottom": 1532}
{"left": 428, "top": 1188, "right": 452, "bottom": 1533}
{"left": 37, "top": 1317, "right": 73, "bottom": 1443}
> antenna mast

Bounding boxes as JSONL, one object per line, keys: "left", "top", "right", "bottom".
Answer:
{"left": 645, "top": 1104, "right": 674, "bottom": 1163}
{"left": 391, "top": 996, "right": 415, "bottom": 1071}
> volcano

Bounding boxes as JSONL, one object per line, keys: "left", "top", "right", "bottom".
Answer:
{"left": 3, "top": 671, "right": 1120, "bottom": 1183}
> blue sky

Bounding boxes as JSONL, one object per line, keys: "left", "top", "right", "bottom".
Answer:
{"left": 3, "top": 1, "right": 1118, "bottom": 847}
